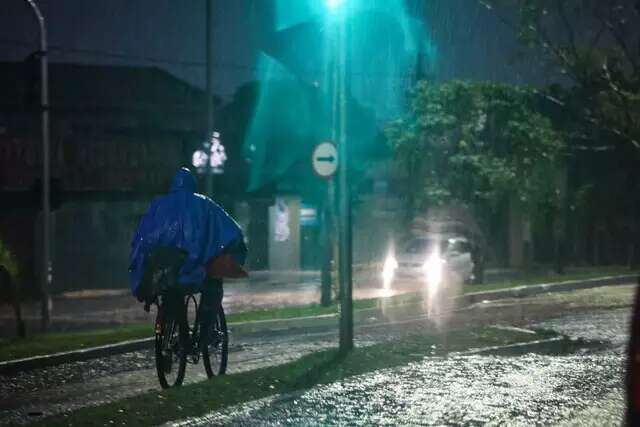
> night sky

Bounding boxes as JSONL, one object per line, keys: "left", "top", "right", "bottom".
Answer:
{"left": 1, "top": 0, "right": 551, "bottom": 103}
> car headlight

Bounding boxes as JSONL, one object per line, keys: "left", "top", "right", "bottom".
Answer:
{"left": 423, "top": 253, "right": 444, "bottom": 286}
{"left": 382, "top": 254, "right": 398, "bottom": 285}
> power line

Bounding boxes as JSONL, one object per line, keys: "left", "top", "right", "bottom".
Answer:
{"left": 0, "top": 38, "right": 422, "bottom": 80}
{"left": 0, "top": 38, "right": 255, "bottom": 71}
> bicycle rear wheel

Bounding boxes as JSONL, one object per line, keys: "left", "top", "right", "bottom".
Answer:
{"left": 202, "top": 306, "right": 228, "bottom": 378}
{"left": 155, "top": 299, "right": 187, "bottom": 388}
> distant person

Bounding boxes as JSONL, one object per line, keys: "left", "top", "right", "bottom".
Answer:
{"left": 129, "top": 167, "right": 247, "bottom": 343}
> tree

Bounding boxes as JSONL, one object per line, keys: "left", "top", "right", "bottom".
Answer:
{"left": 482, "top": 0, "right": 640, "bottom": 266}
{"left": 0, "top": 240, "right": 25, "bottom": 338}
{"left": 482, "top": 0, "right": 640, "bottom": 148}
{"left": 386, "top": 80, "right": 564, "bottom": 263}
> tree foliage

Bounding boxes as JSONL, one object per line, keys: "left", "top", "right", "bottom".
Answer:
{"left": 480, "top": 0, "right": 640, "bottom": 265}
{"left": 0, "top": 239, "right": 19, "bottom": 280}
{"left": 386, "top": 80, "right": 564, "bottom": 219}
{"left": 482, "top": 0, "right": 640, "bottom": 148}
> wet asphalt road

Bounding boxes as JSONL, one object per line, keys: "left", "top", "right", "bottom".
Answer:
{"left": 0, "top": 285, "right": 635, "bottom": 426}
{"left": 0, "top": 331, "right": 348, "bottom": 425}
{"left": 173, "top": 309, "right": 628, "bottom": 426}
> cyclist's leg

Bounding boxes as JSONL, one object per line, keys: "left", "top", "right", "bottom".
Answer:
{"left": 163, "top": 287, "right": 184, "bottom": 325}
{"left": 200, "top": 278, "right": 223, "bottom": 346}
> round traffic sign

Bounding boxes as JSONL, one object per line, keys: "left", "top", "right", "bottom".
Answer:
{"left": 312, "top": 142, "right": 338, "bottom": 179}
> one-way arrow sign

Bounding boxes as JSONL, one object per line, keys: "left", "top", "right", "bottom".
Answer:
{"left": 316, "top": 155, "right": 335, "bottom": 163}
{"left": 312, "top": 142, "right": 338, "bottom": 178}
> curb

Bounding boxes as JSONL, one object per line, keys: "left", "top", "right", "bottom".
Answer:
{"left": 455, "top": 334, "right": 610, "bottom": 357}
{"left": 0, "top": 337, "right": 154, "bottom": 375}
{"left": 455, "top": 336, "right": 566, "bottom": 356}
{"left": 459, "top": 274, "right": 637, "bottom": 305}
{"left": 229, "top": 313, "right": 338, "bottom": 336}
{"left": 1, "top": 274, "right": 636, "bottom": 375}
{"left": 0, "top": 315, "right": 342, "bottom": 376}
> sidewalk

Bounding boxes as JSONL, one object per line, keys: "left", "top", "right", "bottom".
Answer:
{"left": 0, "top": 267, "right": 390, "bottom": 336}
{"left": 0, "top": 266, "right": 634, "bottom": 336}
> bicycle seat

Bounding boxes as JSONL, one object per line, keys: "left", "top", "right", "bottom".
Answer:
{"left": 147, "top": 247, "right": 188, "bottom": 270}
{"left": 138, "top": 247, "right": 188, "bottom": 308}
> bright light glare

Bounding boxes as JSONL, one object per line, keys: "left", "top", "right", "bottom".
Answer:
{"left": 382, "top": 253, "right": 398, "bottom": 289}
{"left": 379, "top": 288, "right": 394, "bottom": 298}
{"left": 326, "top": 0, "right": 345, "bottom": 11}
{"left": 192, "top": 150, "right": 208, "bottom": 168}
{"left": 423, "top": 252, "right": 444, "bottom": 288}
{"left": 209, "top": 134, "right": 227, "bottom": 170}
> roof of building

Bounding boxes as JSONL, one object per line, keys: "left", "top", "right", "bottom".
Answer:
{"left": 0, "top": 60, "right": 216, "bottom": 113}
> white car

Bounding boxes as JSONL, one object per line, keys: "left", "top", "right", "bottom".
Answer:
{"left": 383, "top": 235, "right": 475, "bottom": 287}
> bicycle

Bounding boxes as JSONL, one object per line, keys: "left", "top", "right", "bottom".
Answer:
{"left": 145, "top": 247, "right": 228, "bottom": 389}
{"left": 154, "top": 287, "right": 228, "bottom": 388}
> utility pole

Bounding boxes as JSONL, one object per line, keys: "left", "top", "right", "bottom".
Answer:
{"left": 205, "top": 0, "right": 214, "bottom": 196}
{"left": 24, "top": 0, "right": 51, "bottom": 331}
{"left": 320, "top": 181, "right": 335, "bottom": 307}
{"left": 321, "top": 41, "right": 340, "bottom": 308}
{"left": 337, "top": 11, "right": 353, "bottom": 352}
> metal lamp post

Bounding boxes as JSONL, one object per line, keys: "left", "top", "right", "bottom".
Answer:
{"left": 337, "top": 8, "right": 353, "bottom": 353}
{"left": 205, "top": 0, "right": 215, "bottom": 197}
{"left": 23, "top": 0, "right": 51, "bottom": 330}
{"left": 326, "top": 0, "right": 353, "bottom": 352}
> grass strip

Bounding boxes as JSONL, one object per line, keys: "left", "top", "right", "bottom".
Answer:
{"left": 0, "top": 324, "right": 152, "bottom": 362}
{"left": 0, "top": 300, "right": 376, "bottom": 362}
{"left": 462, "top": 267, "right": 638, "bottom": 294}
{"left": 1, "top": 267, "right": 634, "bottom": 362}
{"left": 33, "top": 326, "right": 557, "bottom": 427}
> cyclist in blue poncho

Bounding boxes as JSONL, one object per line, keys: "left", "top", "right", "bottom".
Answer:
{"left": 129, "top": 167, "right": 246, "bottom": 331}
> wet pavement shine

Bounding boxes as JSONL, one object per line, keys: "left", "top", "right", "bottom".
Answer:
{"left": 0, "top": 332, "right": 343, "bottom": 425}
{"left": 0, "top": 285, "right": 634, "bottom": 426}
{"left": 170, "top": 309, "right": 630, "bottom": 426}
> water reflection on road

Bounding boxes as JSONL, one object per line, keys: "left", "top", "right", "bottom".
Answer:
{"left": 173, "top": 309, "right": 629, "bottom": 426}
{"left": 1, "top": 287, "right": 633, "bottom": 426}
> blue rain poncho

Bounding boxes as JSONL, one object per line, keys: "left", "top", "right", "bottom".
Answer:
{"left": 128, "top": 168, "right": 246, "bottom": 297}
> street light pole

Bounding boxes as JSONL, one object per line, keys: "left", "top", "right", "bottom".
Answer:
{"left": 336, "top": 10, "right": 353, "bottom": 352}
{"left": 320, "top": 23, "right": 341, "bottom": 308}
{"left": 205, "top": 0, "right": 214, "bottom": 197}
{"left": 24, "top": 0, "right": 51, "bottom": 331}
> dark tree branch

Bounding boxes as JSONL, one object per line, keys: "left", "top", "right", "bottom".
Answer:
{"left": 601, "top": 16, "right": 640, "bottom": 74}
{"left": 588, "top": 21, "right": 606, "bottom": 51}
{"left": 477, "top": 0, "right": 518, "bottom": 32}
{"left": 536, "top": 23, "right": 583, "bottom": 86}
{"left": 556, "top": 0, "right": 578, "bottom": 59}
{"left": 480, "top": 0, "right": 640, "bottom": 149}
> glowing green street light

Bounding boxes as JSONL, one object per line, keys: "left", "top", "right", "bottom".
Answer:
{"left": 326, "top": 0, "right": 345, "bottom": 12}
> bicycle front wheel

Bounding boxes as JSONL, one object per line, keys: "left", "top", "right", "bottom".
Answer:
{"left": 155, "top": 301, "right": 187, "bottom": 388}
{"left": 202, "top": 306, "right": 228, "bottom": 378}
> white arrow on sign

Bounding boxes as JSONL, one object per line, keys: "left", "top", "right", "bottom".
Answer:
{"left": 312, "top": 142, "right": 338, "bottom": 179}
